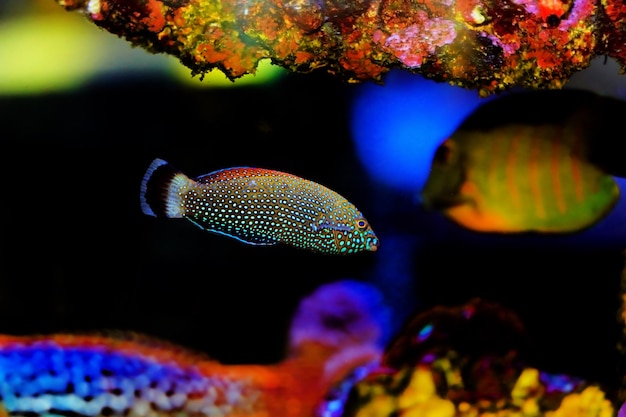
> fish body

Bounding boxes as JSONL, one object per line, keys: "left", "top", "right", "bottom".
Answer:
{"left": 140, "top": 159, "right": 379, "bottom": 254}
{"left": 0, "top": 281, "right": 388, "bottom": 417}
{"left": 420, "top": 89, "right": 624, "bottom": 233}
{"left": 0, "top": 333, "right": 261, "bottom": 417}
{"left": 0, "top": 333, "right": 363, "bottom": 417}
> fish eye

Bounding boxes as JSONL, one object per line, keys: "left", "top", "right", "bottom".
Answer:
{"left": 433, "top": 141, "right": 453, "bottom": 165}
{"left": 356, "top": 219, "right": 368, "bottom": 230}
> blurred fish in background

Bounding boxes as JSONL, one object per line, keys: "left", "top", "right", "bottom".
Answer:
{"left": 420, "top": 89, "right": 626, "bottom": 234}
{"left": 0, "top": 280, "right": 390, "bottom": 417}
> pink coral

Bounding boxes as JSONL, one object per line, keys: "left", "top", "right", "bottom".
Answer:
{"left": 376, "top": 13, "right": 457, "bottom": 68}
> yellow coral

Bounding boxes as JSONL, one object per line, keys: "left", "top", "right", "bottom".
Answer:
{"left": 398, "top": 366, "right": 456, "bottom": 417}
{"left": 546, "top": 387, "right": 614, "bottom": 417}
{"left": 511, "top": 368, "right": 542, "bottom": 414}
{"left": 355, "top": 394, "right": 398, "bottom": 417}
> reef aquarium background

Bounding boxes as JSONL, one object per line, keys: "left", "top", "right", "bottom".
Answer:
{"left": 3, "top": 0, "right": 626, "bottom": 415}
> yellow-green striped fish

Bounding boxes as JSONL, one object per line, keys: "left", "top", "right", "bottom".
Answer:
{"left": 420, "top": 89, "right": 626, "bottom": 233}
{"left": 140, "top": 158, "right": 379, "bottom": 254}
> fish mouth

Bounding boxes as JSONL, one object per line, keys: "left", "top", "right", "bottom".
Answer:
{"left": 367, "top": 237, "right": 379, "bottom": 252}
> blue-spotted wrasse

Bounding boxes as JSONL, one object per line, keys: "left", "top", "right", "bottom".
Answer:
{"left": 420, "top": 89, "right": 626, "bottom": 233}
{"left": 140, "top": 158, "right": 379, "bottom": 254}
{"left": 0, "top": 280, "right": 387, "bottom": 417}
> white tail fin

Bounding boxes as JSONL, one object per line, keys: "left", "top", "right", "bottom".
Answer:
{"left": 139, "top": 158, "right": 191, "bottom": 218}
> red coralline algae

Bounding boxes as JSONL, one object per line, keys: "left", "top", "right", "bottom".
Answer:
{"left": 55, "top": 0, "right": 625, "bottom": 94}
{"left": 145, "top": 0, "right": 167, "bottom": 32}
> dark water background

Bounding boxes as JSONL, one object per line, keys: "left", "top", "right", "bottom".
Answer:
{"left": 0, "top": 71, "right": 623, "bottom": 398}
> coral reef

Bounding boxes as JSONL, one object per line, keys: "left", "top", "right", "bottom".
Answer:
{"left": 342, "top": 298, "right": 615, "bottom": 417}
{"left": 55, "top": 0, "right": 625, "bottom": 94}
